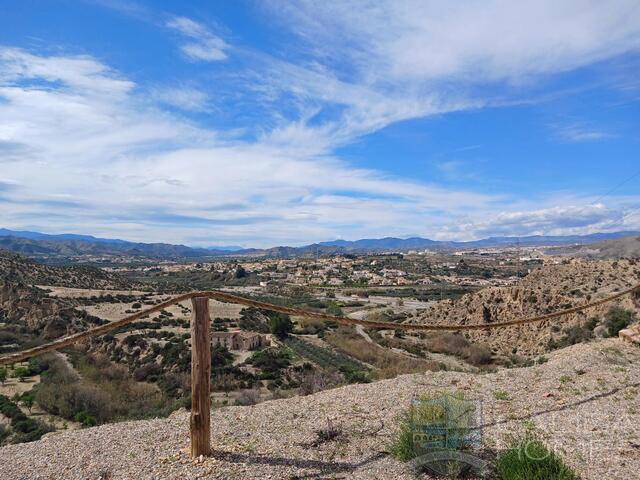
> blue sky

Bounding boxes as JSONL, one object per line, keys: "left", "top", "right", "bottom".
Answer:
{"left": 0, "top": 0, "right": 639, "bottom": 247}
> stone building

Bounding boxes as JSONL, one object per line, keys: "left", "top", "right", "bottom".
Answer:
{"left": 211, "top": 330, "right": 267, "bottom": 350}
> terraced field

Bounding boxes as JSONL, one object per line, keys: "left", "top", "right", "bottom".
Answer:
{"left": 284, "top": 335, "right": 368, "bottom": 371}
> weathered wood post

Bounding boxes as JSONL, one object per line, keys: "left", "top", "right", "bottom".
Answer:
{"left": 190, "top": 296, "right": 211, "bottom": 457}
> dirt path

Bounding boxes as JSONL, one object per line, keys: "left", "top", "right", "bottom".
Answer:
{"left": 354, "top": 324, "right": 373, "bottom": 343}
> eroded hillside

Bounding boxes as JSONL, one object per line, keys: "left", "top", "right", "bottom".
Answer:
{"left": 411, "top": 258, "right": 640, "bottom": 356}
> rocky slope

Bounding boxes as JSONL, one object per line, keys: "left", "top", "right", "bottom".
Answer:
{"left": 0, "top": 249, "right": 132, "bottom": 290}
{"left": 0, "top": 251, "right": 119, "bottom": 341}
{"left": 575, "top": 234, "right": 640, "bottom": 259}
{"left": 411, "top": 258, "right": 640, "bottom": 356}
{"left": 0, "top": 338, "right": 638, "bottom": 479}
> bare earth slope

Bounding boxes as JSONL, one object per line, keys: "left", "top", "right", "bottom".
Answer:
{"left": 1, "top": 338, "right": 639, "bottom": 479}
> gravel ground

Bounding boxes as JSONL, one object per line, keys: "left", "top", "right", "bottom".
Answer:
{"left": 1, "top": 338, "right": 639, "bottom": 479}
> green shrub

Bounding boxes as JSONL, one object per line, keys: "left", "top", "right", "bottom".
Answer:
{"left": 605, "top": 307, "right": 634, "bottom": 337}
{"left": 0, "top": 394, "right": 52, "bottom": 444}
{"left": 339, "top": 366, "right": 370, "bottom": 384}
{"left": 27, "top": 356, "right": 51, "bottom": 375}
{"left": 496, "top": 434, "right": 577, "bottom": 480}
{"left": 74, "top": 411, "right": 97, "bottom": 427}
{"left": 247, "top": 348, "right": 290, "bottom": 377}
{"left": 13, "top": 367, "right": 30, "bottom": 382}
{"left": 211, "top": 344, "right": 234, "bottom": 370}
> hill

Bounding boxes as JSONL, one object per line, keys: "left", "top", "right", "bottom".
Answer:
{"left": 566, "top": 234, "right": 640, "bottom": 259}
{"left": 0, "top": 250, "right": 129, "bottom": 343}
{"left": 0, "top": 234, "right": 224, "bottom": 262}
{"left": 0, "top": 249, "right": 132, "bottom": 290}
{"left": 409, "top": 258, "right": 640, "bottom": 356}
{"left": 0, "top": 338, "right": 638, "bottom": 479}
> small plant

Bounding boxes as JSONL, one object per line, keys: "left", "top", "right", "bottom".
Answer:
{"left": 494, "top": 390, "right": 509, "bottom": 400}
{"left": 496, "top": 434, "right": 577, "bottom": 480}
{"left": 536, "top": 356, "right": 548, "bottom": 365}
{"left": 312, "top": 418, "right": 342, "bottom": 446}
{"left": 0, "top": 367, "right": 7, "bottom": 385}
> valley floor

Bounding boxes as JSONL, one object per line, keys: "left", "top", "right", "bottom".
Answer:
{"left": 1, "top": 338, "right": 639, "bottom": 479}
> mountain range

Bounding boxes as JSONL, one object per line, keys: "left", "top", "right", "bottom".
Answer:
{"left": 0, "top": 228, "right": 638, "bottom": 261}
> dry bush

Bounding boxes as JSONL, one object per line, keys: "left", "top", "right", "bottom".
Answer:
{"left": 36, "top": 350, "right": 178, "bottom": 424}
{"left": 425, "top": 333, "right": 492, "bottom": 366}
{"left": 295, "top": 369, "right": 342, "bottom": 395}
{"left": 236, "top": 389, "right": 261, "bottom": 406}
{"left": 295, "top": 317, "right": 327, "bottom": 335}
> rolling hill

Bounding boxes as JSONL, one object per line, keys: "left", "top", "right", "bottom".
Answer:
{"left": 1, "top": 228, "right": 639, "bottom": 261}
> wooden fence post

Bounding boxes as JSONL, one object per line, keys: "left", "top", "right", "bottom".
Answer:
{"left": 190, "top": 296, "right": 211, "bottom": 457}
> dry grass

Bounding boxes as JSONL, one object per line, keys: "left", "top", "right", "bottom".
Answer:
{"left": 423, "top": 332, "right": 493, "bottom": 366}
{"left": 325, "top": 327, "right": 438, "bottom": 379}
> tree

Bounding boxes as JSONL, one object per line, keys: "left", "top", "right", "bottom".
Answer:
{"left": 235, "top": 266, "right": 247, "bottom": 279}
{"left": 270, "top": 313, "right": 294, "bottom": 339}
{"left": 0, "top": 368, "right": 7, "bottom": 385}
{"left": 211, "top": 345, "right": 234, "bottom": 369}
{"left": 606, "top": 307, "right": 634, "bottom": 337}
{"left": 14, "top": 367, "right": 29, "bottom": 382}
{"left": 482, "top": 305, "right": 492, "bottom": 323}
{"left": 21, "top": 394, "right": 34, "bottom": 414}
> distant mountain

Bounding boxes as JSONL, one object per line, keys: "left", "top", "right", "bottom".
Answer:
{"left": 238, "top": 244, "right": 345, "bottom": 258}
{"left": 1, "top": 228, "right": 638, "bottom": 261}
{"left": 0, "top": 228, "right": 128, "bottom": 244}
{"left": 318, "top": 231, "right": 640, "bottom": 252}
{"left": 206, "top": 245, "right": 245, "bottom": 252}
{"left": 319, "top": 237, "right": 440, "bottom": 250}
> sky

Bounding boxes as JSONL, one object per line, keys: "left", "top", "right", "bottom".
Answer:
{"left": 0, "top": 0, "right": 639, "bottom": 248}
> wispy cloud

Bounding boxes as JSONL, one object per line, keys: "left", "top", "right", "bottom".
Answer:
{"left": 150, "top": 86, "right": 210, "bottom": 112}
{"left": 552, "top": 122, "right": 615, "bottom": 142}
{"left": 166, "top": 16, "right": 228, "bottom": 62}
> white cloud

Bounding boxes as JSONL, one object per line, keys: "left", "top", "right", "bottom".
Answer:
{"left": 436, "top": 203, "right": 640, "bottom": 240}
{"left": 166, "top": 16, "right": 228, "bottom": 62}
{"left": 269, "top": 1, "right": 640, "bottom": 85}
{"left": 3, "top": 1, "right": 640, "bottom": 246}
{"left": 0, "top": 47, "right": 503, "bottom": 246}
